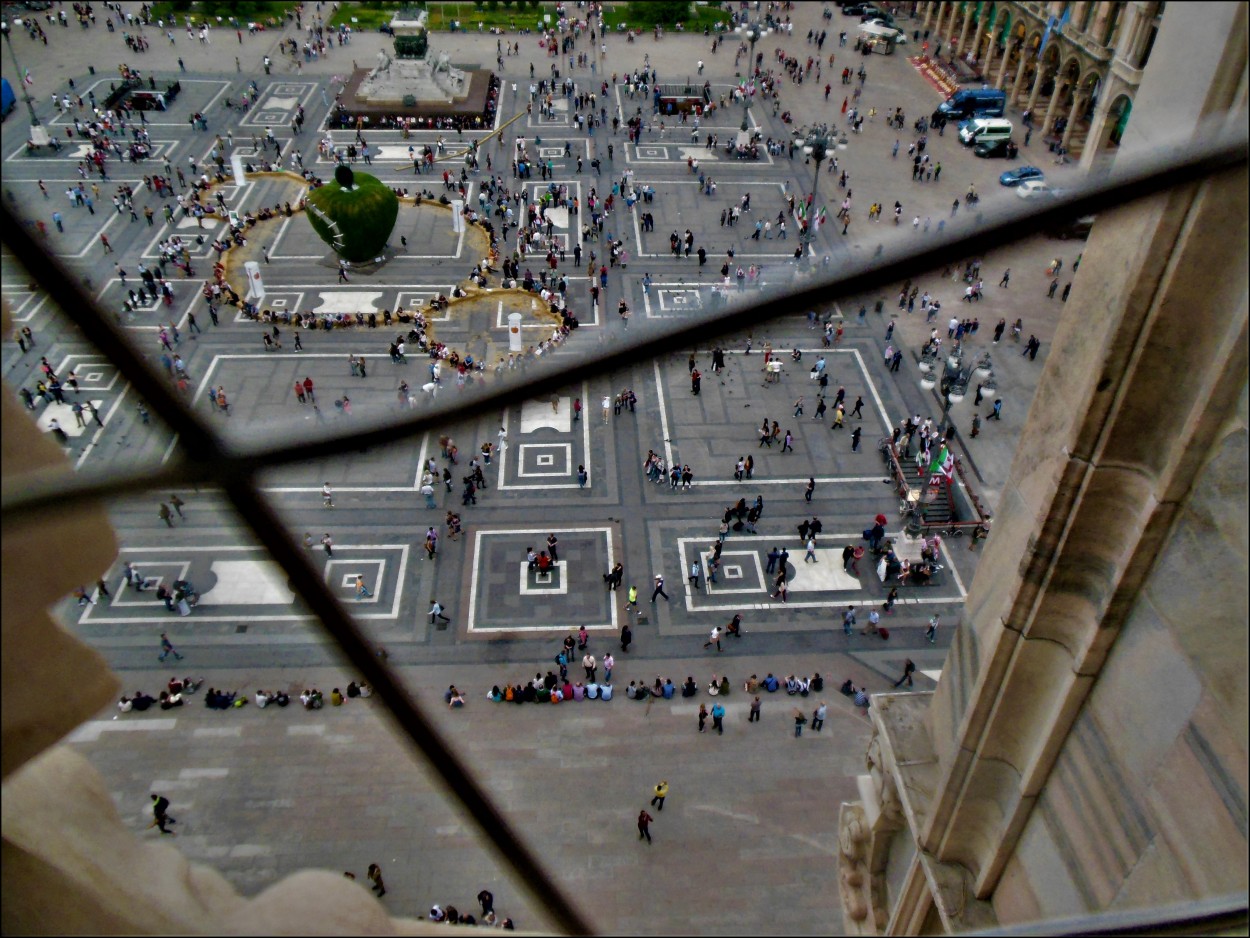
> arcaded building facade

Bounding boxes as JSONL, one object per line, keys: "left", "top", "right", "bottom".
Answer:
{"left": 922, "top": 1, "right": 1164, "bottom": 166}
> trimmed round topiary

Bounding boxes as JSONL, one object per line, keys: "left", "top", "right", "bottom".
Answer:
{"left": 305, "top": 169, "right": 399, "bottom": 263}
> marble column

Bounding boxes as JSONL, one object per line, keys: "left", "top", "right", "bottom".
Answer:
{"left": 1039, "top": 77, "right": 1064, "bottom": 137}
{"left": 955, "top": 8, "right": 973, "bottom": 57}
{"left": 923, "top": 1, "right": 936, "bottom": 31}
{"left": 966, "top": 14, "right": 987, "bottom": 65}
{"left": 1023, "top": 63, "right": 1047, "bottom": 115}
{"left": 994, "top": 42, "right": 1015, "bottom": 89}
{"left": 1060, "top": 91, "right": 1087, "bottom": 149}
{"left": 1008, "top": 53, "right": 1030, "bottom": 105}
{"left": 982, "top": 23, "right": 998, "bottom": 81}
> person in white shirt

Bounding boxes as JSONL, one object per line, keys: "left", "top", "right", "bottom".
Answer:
{"left": 255, "top": 690, "right": 272, "bottom": 708}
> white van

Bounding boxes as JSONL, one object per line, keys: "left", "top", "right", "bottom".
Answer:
{"left": 959, "top": 118, "right": 1013, "bottom": 147}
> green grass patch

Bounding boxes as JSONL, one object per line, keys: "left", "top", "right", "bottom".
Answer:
{"left": 600, "top": 2, "right": 731, "bottom": 32}
{"left": 147, "top": 1, "right": 296, "bottom": 27}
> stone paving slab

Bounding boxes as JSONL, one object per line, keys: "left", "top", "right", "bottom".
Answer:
{"left": 69, "top": 657, "right": 891, "bottom": 934}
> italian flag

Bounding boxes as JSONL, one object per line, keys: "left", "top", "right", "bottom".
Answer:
{"left": 23, "top": 68, "right": 34, "bottom": 87}
{"left": 928, "top": 444, "right": 954, "bottom": 481}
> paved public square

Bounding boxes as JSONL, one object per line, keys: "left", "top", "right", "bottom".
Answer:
{"left": 1, "top": 1, "right": 1091, "bottom": 931}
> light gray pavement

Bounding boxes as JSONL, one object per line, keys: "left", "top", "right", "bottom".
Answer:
{"left": 73, "top": 657, "right": 886, "bottom": 934}
{"left": 3, "top": 1, "right": 1094, "bottom": 931}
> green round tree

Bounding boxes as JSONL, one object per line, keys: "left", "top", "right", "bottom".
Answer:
{"left": 304, "top": 166, "right": 399, "bottom": 263}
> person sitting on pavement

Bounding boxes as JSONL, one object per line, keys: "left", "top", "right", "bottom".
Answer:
{"left": 357, "top": 682, "right": 371, "bottom": 698}
{"left": 117, "top": 695, "right": 133, "bottom": 714}
{"left": 255, "top": 690, "right": 273, "bottom": 708}
{"left": 159, "top": 690, "right": 184, "bottom": 710}
{"left": 707, "top": 675, "right": 721, "bottom": 696}
{"left": 448, "top": 688, "right": 466, "bottom": 708}
{"left": 744, "top": 674, "right": 760, "bottom": 694}
{"left": 854, "top": 687, "right": 871, "bottom": 710}
{"left": 681, "top": 676, "right": 698, "bottom": 697}
{"left": 130, "top": 691, "right": 156, "bottom": 712}
{"left": 763, "top": 673, "right": 781, "bottom": 692}
{"left": 488, "top": 685, "right": 504, "bottom": 702}
{"left": 840, "top": 679, "right": 856, "bottom": 697}
{"left": 627, "top": 681, "right": 639, "bottom": 699}
{"left": 662, "top": 679, "right": 676, "bottom": 699}
{"left": 599, "top": 682, "right": 614, "bottom": 701}
{"left": 273, "top": 691, "right": 291, "bottom": 707}
{"left": 346, "top": 681, "right": 361, "bottom": 699}
{"left": 330, "top": 688, "right": 344, "bottom": 707}
{"left": 652, "top": 677, "right": 664, "bottom": 697}
{"left": 585, "top": 681, "right": 600, "bottom": 700}
{"left": 786, "top": 675, "right": 800, "bottom": 695}
{"left": 811, "top": 673, "right": 825, "bottom": 693}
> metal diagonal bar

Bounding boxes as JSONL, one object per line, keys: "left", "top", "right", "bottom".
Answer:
{"left": 219, "top": 479, "right": 596, "bottom": 936}
{"left": 3, "top": 126, "right": 1246, "bottom": 523}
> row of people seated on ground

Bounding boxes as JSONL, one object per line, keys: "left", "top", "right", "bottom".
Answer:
{"left": 743, "top": 672, "right": 826, "bottom": 695}
{"left": 488, "top": 674, "right": 619, "bottom": 703}
{"left": 118, "top": 676, "right": 203, "bottom": 712}
{"left": 293, "top": 681, "right": 373, "bottom": 709}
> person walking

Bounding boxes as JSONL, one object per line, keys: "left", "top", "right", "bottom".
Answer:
{"left": 321, "top": 533, "right": 334, "bottom": 557}
{"left": 620, "top": 623, "right": 633, "bottom": 652}
{"left": 698, "top": 702, "right": 708, "bottom": 732}
{"left": 704, "top": 626, "right": 723, "bottom": 652}
{"left": 150, "top": 794, "right": 177, "bottom": 835}
{"left": 805, "top": 477, "right": 815, "bottom": 502}
{"left": 711, "top": 701, "right": 726, "bottom": 734}
{"left": 812, "top": 701, "right": 827, "bottom": 731}
{"left": 367, "top": 863, "right": 387, "bottom": 897}
{"left": 650, "top": 781, "right": 669, "bottom": 812}
{"left": 625, "top": 585, "right": 641, "bottom": 616}
{"left": 851, "top": 426, "right": 862, "bottom": 452}
{"left": 894, "top": 658, "right": 917, "bottom": 687}
{"left": 322, "top": 482, "right": 334, "bottom": 508}
{"left": 804, "top": 537, "right": 818, "bottom": 563}
{"left": 477, "top": 890, "right": 495, "bottom": 919}
{"left": 925, "top": 614, "right": 940, "bottom": 644}
{"left": 355, "top": 575, "right": 373, "bottom": 600}
{"left": 430, "top": 600, "right": 451, "bottom": 624}
{"left": 650, "top": 574, "right": 669, "bottom": 603}
{"left": 749, "top": 696, "right": 762, "bottom": 723}
{"left": 602, "top": 652, "right": 615, "bottom": 682}
{"left": 793, "top": 707, "right": 807, "bottom": 737}
{"left": 158, "top": 632, "right": 183, "bottom": 662}
{"left": 689, "top": 559, "right": 702, "bottom": 589}
{"left": 999, "top": 268, "right": 1010, "bottom": 287}
{"left": 883, "top": 586, "right": 898, "bottom": 615}
{"left": 637, "top": 809, "right": 654, "bottom": 844}
{"left": 988, "top": 399, "right": 1003, "bottom": 420}
{"left": 170, "top": 495, "right": 186, "bottom": 519}
{"left": 842, "top": 605, "right": 857, "bottom": 635}
{"left": 158, "top": 502, "right": 174, "bottom": 527}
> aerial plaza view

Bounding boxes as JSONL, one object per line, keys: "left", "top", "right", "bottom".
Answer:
{"left": 1, "top": 1, "right": 1246, "bottom": 934}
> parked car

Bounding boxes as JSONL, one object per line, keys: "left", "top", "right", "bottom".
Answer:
{"left": 842, "top": 4, "right": 869, "bottom": 15}
{"left": 976, "top": 138, "right": 1018, "bottom": 159}
{"left": 1048, "top": 215, "right": 1096, "bottom": 240}
{"left": 999, "top": 165, "right": 1045, "bottom": 186}
{"left": 860, "top": 7, "right": 894, "bottom": 26}
{"left": 1016, "top": 179, "right": 1059, "bottom": 199}
{"left": 862, "top": 19, "right": 906, "bottom": 42}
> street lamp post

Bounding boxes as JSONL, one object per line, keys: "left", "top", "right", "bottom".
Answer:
{"left": 800, "top": 124, "right": 833, "bottom": 261}
{"left": 735, "top": 22, "right": 769, "bottom": 136}
{"left": 0, "top": 18, "right": 43, "bottom": 130}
